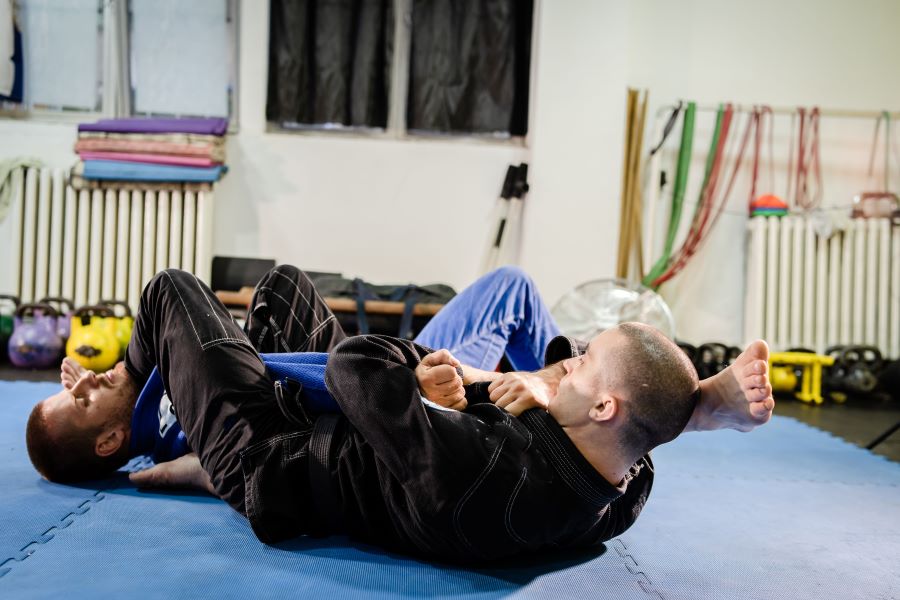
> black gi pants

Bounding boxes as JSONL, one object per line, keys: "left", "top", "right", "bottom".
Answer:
{"left": 124, "top": 265, "right": 346, "bottom": 516}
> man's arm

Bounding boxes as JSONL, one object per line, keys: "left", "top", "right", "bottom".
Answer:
{"left": 486, "top": 361, "right": 566, "bottom": 416}
{"left": 130, "top": 452, "right": 216, "bottom": 494}
{"left": 327, "top": 335, "right": 480, "bottom": 484}
{"left": 415, "top": 347, "right": 566, "bottom": 417}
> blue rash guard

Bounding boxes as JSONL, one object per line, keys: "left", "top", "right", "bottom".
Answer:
{"left": 128, "top": 352, "right": 339, "bottom": 463}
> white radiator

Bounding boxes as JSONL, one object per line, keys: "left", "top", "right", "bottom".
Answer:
{"left": 744, "top": 215, "right": 900, "bottom": 358}
{"left": 6, "top": 167, "right": 214, "bottom": 312}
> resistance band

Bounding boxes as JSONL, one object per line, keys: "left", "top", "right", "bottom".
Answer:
{"left": 649, "top": 105, "right": 731, "bottom": 288}
{"left": 794, "top": 107, "right": 822, "bottom": 210}
{"left": 866, "top": 111, "right": 893, "bottom": 192}
{"left": 747, "top": 106, "right": 775, "bottom": 208}
{"left": 652, "top": 103, "right": 757, "bottom": 288}
{"left": 642, "top": 102, "right": 696, "bottom": 286}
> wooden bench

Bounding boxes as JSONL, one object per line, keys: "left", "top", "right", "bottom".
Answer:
{"left": 215, "top": 287, "right": 445, "bottom": 317}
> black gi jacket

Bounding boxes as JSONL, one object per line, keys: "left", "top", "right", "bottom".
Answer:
{"left": 240, "top": 334, "right": 654, "bottom": 563}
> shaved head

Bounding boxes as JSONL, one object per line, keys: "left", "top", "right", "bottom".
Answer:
{"left": 610, "top": 323, "right": 699, "bottom": 455}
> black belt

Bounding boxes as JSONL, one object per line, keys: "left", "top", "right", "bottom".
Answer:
{"left": 308, "top": 414, "right": 344, "bottom": 534}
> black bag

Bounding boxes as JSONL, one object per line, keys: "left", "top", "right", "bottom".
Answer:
{"left": 310, "top": 275, "right": 456, "bottom": 339}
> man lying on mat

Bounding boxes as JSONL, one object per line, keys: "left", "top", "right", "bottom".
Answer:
{"left": 26, "top": 265, "right": 774, "bottom": 562}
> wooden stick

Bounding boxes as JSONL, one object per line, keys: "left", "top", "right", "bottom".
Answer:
{"left": 617, "top": 89, "right": 639, "bottom": 278}
{"left": 629, "top": 90, "right": 649, "bottom": 280}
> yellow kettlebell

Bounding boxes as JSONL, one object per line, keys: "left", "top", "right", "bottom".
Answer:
{"left": 66, "top": 305, "right": 120, "bottom": 372}
{"left": 100, "top": 300, "right": 134, "bottom": 359}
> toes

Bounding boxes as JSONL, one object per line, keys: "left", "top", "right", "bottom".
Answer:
{"left": 743, "top": 373, "right": 768, "bottom": 390}
{"left": 752, "top": 384, "right": 772, "bottom": 402}
{"left": 742, "top": 359, "right": 768, "bottom": 377}
{"left": 745, "top": 339, "right": 769, "bottom": 361}
{"left": 749, "top": 399, "right": 774, "bottom": 421}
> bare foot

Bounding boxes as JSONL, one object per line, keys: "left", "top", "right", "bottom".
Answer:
{"left": 129, "top": 453, "right": 217, "bottom": 495}
{"left": 60, "top": 357, "right": 87, "bottom": 389}
{"left": 691, "top": 340, "right": 775, "bottom": 432}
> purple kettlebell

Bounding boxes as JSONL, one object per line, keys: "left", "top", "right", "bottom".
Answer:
{"left": 0, "top": 295, "right": 19, "bottom": 363}
{"left": 39, "top": 296, "right": 75, "bottom": 341}
{"left": 8, "top": 303, "right": 64, "bottom": 369}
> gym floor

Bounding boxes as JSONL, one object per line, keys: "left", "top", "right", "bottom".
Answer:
{"left": 4, "top": 364, "right": 898, "bottom": 463}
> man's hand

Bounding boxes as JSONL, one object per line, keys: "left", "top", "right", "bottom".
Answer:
{"left": 60, "top": 357, "right": 87, "bottom": 389}
{"left": 129, "top": 453, "right": 217, "bottom": 495}
{"left": 488, "top": 363, "right": 563, "bottom": 416}
{"left": 415, "top": 349, "right": 467, "bottom": 411}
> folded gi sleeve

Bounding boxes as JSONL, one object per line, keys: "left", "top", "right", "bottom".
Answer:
{"left": 324, "top": 334, "right": 465, "bottom": 483}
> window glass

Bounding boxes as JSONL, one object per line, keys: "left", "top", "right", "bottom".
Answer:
{"left": 19, "top": 0, "right": 102, "bottom": 111}
{"left": 129, "top": 0, "right": 231, "bottom": 118}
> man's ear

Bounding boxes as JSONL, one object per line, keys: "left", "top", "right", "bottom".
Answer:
{"left": 95, "top": 427, "right": 126, "bottom": 458}
{"left": 588, "top": 392, "right": 619, "bottom": 423}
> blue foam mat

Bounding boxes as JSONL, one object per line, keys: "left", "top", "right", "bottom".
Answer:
{"left": 2, "top": 381, "right": 898, "bottom": 599}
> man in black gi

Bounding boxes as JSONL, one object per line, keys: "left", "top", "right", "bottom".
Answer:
{"left": 36, "top": 267, "right": 776, "bottom": 562}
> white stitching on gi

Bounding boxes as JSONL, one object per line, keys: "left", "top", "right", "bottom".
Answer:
{"left": 505, "top": 467, "right": 529, "bottom": 546}
{"left": 272, "top": 269, "right": 322, "bottom": 325}
{"left": 192, "top": 272, "right": 230, "bottom": 337}
{"left": 297, "top": 316, "right": 339, "bottom": 351}
{"left": 163, "top": 271, "right": 202, "bottom": 345}
{"left": 200, "top": 337, "right": 253, "bottom": 350}
{"left": 256, "top": 286, "right": 310, "bottom": 336}
{"left": 452, "top": 437, "right": 507, "bottom": 554}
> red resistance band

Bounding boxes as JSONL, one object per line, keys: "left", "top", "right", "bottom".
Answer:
{"left": 652, "top": 104, "right": 756, "bottom": 287}
{"left": 794, "top": 107, "right": 822, "bottom": 210}
{"left": 748, "top": 105, "right": 774, "bottom": 208}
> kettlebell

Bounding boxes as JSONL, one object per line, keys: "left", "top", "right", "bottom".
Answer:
{"left": 100, "top": 300, "right": 134, "bottom": 359}
{"left": 0, "top": 295, "right": 20, "bottom": 363}
{"left": 66, "top": 305, "right": 120, "bottom": 372}
{"left": 694, "top": 343, "right": 740, "bottom": 379}
{"left": 825, "top": 345, "right": 882, "bottom": 396}
{"left": 879, "top": 359, "right": 900, "bottom": 400}
{"left": 39, "top": 296, "right": 75, "bottom": 342}
{"left": 8, "top": 303, "right": 65, "bottom": 369}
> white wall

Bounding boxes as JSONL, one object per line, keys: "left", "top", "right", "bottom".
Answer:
{"left": 1, "top": 0, "right": 898, "bottom": 348}
{"left": 221, "top": 0, "right": 628, "bottom": 303}
{"left": 626, "top": 0, "right": 900, "bottom": 346}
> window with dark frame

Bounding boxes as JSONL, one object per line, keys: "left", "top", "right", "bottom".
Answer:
{"left": 0, "top": 0, "right": 238, "bottom": 122}
{"left": 266, "top": 0, "right": 534, "bottom": 138}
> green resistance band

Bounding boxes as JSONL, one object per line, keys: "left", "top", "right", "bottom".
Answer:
{"left": 643, "top": 102, "right": 696, "bottom": 287}
{"left": 684, "top": 105, "right": 725, "bottom": 234}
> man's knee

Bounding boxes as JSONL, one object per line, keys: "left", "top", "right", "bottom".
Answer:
{"left": 140, "top": 269, "right": 211, "bottom": 318}
{"left": 272, "top": 264, "right": 303, "bottom": 278}
{"left": 485, "top": 265, "right": 533, "bottom": 289}
{"left": 146, "top": 268, "right": 195, "bottom": 295}
{"left": 263, "top": 264, "right": 318, "bottom": 294}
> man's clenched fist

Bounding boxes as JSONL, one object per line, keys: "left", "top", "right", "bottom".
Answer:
{"left": 415, "top": 349, "right": 467, "bottom": 411}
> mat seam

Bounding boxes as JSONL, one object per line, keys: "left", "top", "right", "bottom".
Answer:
{"left": 0, "top": 456, "right": 152, "bottom": 580}
{"left": 612, "top": 538, "right": 666, "bottom": 600}
{"left": 0, "top": 491, "right": 106, "bottom": 579}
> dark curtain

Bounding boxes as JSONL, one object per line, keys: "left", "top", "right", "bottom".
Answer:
{"left": 408, "top": 0, "right": 533, "bottom": 136}
{"left": 267, "top": 0, "right": 392, "bottom": 127}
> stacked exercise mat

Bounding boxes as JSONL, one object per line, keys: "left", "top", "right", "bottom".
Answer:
{"left": 73, "top": 117, "right": 228, "bottom": 184}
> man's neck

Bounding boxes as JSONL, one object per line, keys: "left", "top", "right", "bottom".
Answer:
{"left": 561, "top": 424, "right": 634, "bottom": 487}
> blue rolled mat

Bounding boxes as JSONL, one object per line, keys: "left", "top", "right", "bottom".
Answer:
{"left": 81, "top": 160, "right": 224, "bottom": 182}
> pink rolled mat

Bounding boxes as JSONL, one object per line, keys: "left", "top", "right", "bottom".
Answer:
{"left": 75, "top": 138, "right": 223, "bottom": 160}
{"left": 77, "top": 151, "right": 222, "bottom": 168}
